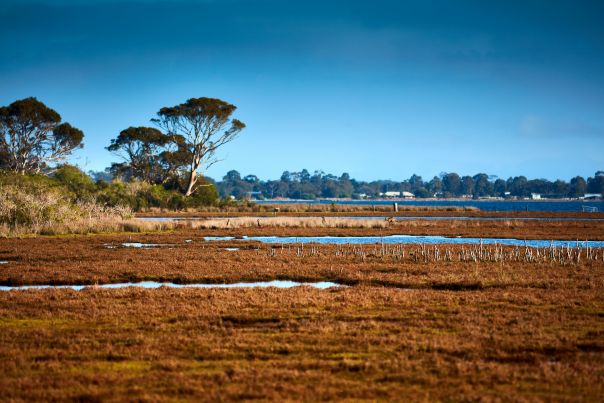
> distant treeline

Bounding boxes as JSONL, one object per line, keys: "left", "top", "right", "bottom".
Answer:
{"left": 2, "top": 97, "right": 603, "bottom": 209}
{"left": 93, "top": 168, "right": 604, "bottom": 200}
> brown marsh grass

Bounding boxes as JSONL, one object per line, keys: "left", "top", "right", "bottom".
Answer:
{"left": 1, "top": 232, "right": 602, "bottom": 288}
{"left": 174, "top": 218, "right": 604, "bottom": 240}
{"left": 0, "top": 227, "right": 602, "bottom": 400}
{"left": 189, "top": 216, "right": 389, "bottom": 229}
{"left": 139, "top": 203, "right": 480, "bottom": 215}
{"left": 0, "top": 285, "right": 602, "bottom": 401}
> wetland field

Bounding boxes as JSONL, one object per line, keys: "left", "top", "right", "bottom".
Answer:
{"left": 1, "top": 212, "right": 603, "bottom": 401}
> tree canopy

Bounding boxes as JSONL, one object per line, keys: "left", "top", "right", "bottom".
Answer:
{"left": 152, "top": 97, "right": 245, "bottom": 196}
{"left": 210, "top": 169, "right": 604, "bottom": 200}
{"left": 106, "top": 126, "right": 187, "bottom": 185}
{"left": 0, "top": 97, "right": 83, "bottom": 173}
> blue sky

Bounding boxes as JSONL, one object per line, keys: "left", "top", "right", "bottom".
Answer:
{"left": 1, "top": 0, "right": 603, "bottom": 181}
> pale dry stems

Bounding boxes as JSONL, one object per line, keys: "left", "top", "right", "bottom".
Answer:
{"left": 190, "top": 216, "right": 389, "bottom": 229}
{"left": 0, "top": 184, "right": 172, "bottom": 236}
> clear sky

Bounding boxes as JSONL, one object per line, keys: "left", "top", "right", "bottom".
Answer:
{"left": 1, "top": 0, "right": 603, "bottom": 182}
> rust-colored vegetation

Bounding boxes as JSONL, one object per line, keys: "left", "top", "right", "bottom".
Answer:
{"left": 135, "top": 203, "right": 604, "bottom": 219}
{"left": 176, "top": 218, "right": 604, "bottom": 240}
{"left": 1, "top": 285, "right": 603, "bottom": 400}
{"left": 0, "top": 220, "right": 603, "bottom": 401}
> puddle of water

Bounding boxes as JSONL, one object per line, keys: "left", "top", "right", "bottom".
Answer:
{"left": 204, "top": 235, "right": 604, "bottom": 248}
{"left": 224, "top": 248, "right": 240, "bottom": 251}
{"left": 136, "top": 217, "right": 191, "bottom": 221}
{"left": 103, "top": 243, "right": 169, "bottom": 249}
{"left": 120, "top": 243, "right": 165, "bottom": 248}
{"left": 0, "top": 280, "right": 341, "bottom": 291}
{"left": 204, "top": 236, "right": 236, "bottom": 241}
{"left": 0, "top": 261, "right": 8, "bottom": 265}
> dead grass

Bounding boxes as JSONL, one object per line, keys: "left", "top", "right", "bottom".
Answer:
{"left": 190, "top": 216, "right": 389, "bottom": 229}
{"left": 0, "top": 227, "right": 602, "bottom": 400}
{"left": 0, "top": 285, "right": 602, "bottom": 401}
{"left": 0, "top": 218, "right": 174, "bottom": 237}
{"left": 0, "top": 232, "right": 602, "bottom": 289}
{"left": 171, "top": 218, "right": 604, "bottom": 240}
{"left": 140, "top": 203, "right": 480, "bottom": 214}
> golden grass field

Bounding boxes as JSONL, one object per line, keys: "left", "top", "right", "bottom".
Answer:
{"left": 0, "top": 218, "right": 603, "bottom": 401}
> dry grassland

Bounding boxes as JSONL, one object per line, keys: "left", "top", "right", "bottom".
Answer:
{"left": 172, "top": 218, "right": 604, "bottom": 240}
{"left": 0, "top": 221, "right": 603, "bottom": 401}
{"left": 1, "top": 285, "right": 603, "bottom": 401}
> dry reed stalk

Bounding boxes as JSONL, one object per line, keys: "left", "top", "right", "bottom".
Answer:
{"left": 189, "top": 217, "right": 389, "bottom": 229}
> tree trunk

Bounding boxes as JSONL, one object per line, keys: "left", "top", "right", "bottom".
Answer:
{"left": 185, "top": 169, "right": 197, "bottom": 196}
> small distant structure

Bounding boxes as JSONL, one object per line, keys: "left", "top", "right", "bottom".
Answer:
{"left": 583, "top": 193, "right": 602, "bottom": 200}
{"left": 401, "top": 191, "right": 415, "bottom": 199}
{"left": 380, "top": 191, "right": 401, "bottom": 198}
{"left": 531, "top": 193, "right": 541, "bottom": 200}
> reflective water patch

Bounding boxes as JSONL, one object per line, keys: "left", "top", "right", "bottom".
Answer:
{"left": 0, "top": 280, "right": 342, "bottom": 291}
{"left": 121, "top": 242, "right": 164, "bottom": 248}
{"left": 204, "top": 235, "right": 604, "bottom": 248}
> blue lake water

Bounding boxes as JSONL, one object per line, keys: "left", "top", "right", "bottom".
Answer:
{"left": 0, "top": 280, "right": 341, "bottom": 291}
{"left": 204, "top": 235, "right": 604, "bottom": 248}
{"left": 256, "top": 199, "right": 603, "bottom": 213}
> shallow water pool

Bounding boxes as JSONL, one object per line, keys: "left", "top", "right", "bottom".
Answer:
{"left": 0, "top": 280, "right": 341, "bottom": 291}
{"left": 204, "top": 235, "right": 604, "bottom": 248}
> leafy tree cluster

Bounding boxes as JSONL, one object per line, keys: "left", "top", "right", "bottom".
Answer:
{"left": 0, "top": 98, "right": 83, "bottom": 174}
{"left": 107, "top": 97, "right": 244, "bottom": 197}
{"left": 1, "top": 96, "right": 245, "bottom": 209}
{"left": 1, "top": 165, "right": 219, "bottom": 211}
{"left": 213, "top": 170, "right": 604, "bottom": 200}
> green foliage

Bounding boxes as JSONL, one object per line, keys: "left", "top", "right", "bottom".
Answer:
{"left": 106, "top": 126, "right": 187, "bottom": 184}
{"left": 153, "top": 97, "right": 246, "bottom": 196}
{"left": 95, "top": 179, "right": 219, "bottom": 211}
{"left": 53, "top": 164, "right": 96, "bottom": 200}
{"left": 214, "top": 169, "right": 604, "bottom": 200}
{"left": 0, "top": 97, "right": 84, "bottom": 173}
{"left": 0, "top": 164, "right": 219, "bottom": 218}
{"left": 187, "top": 182, "right": 219, "bottom": 207}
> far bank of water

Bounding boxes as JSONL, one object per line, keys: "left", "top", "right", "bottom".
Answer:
{"left": 137, "top": 216, "right": 604, "bottom": 222}
{"left": 256, "top": 199, "right": 603, "bottom": 213}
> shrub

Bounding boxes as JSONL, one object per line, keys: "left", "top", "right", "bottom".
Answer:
{"left": 52, "top": 164, "right": 96, "bottom": 201}
{"left": 0, "top": 177, "right": 133, "bottom": 236}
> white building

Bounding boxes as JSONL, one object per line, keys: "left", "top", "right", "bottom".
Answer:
{"left": 380, "top": 191, "right": 401, "bottom": 198}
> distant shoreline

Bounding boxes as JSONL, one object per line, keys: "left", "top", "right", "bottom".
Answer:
{"left": 255, "top": 198, "right": 602, "bottom": 203}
